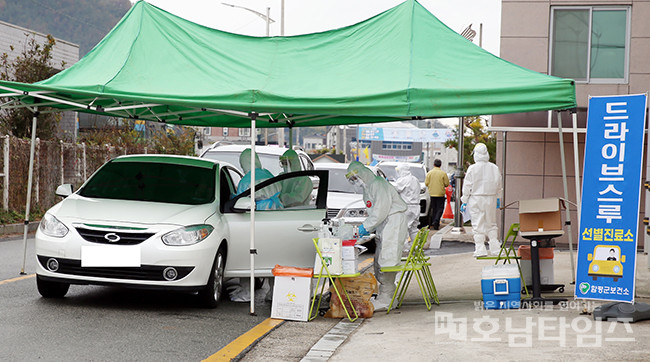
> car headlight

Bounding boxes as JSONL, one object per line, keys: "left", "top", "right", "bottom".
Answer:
{"left": 343, "top": 208, "right": 368, "bottom": 218}
{"left": 613, "top": 266, "right": 620, "bottom": 273}
{"left": 39, "top": 213, "right": 69, "bottom": 238}
{"left": 162, "top": 225, "right": 214, "bottom": 246}
{"left": 592, "top": 264, "right": 599, "bottom": 272}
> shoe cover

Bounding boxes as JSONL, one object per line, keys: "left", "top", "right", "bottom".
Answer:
{"left": 488, "top": 240, "right": 502, "bottom": 256}
{"left": 473, "top": 234, "right": 488, "bottom": 257}
{"left": 371, "top": 296, "right": 391, "bottom": 312}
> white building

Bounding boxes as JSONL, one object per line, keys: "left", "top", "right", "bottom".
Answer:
{"left": 0, "top": 20, "right": 79, "bottom": 140}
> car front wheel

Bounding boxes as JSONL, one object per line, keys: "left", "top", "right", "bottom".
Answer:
{"left": 199, "top": 247, "right": 226, "bottom": 308}
{"left": 36, "top": 275, "right": 70, "bottom": 298}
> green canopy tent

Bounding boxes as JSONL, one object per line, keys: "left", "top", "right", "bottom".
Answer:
{"left": 0, "top": 0, "right": 576, "bottom": 313}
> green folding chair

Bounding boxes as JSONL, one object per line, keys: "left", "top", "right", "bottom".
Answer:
{"left": 309, "top": 238, "right": 360, "bottom": 322}
{"left": 476, "top": 223, "right": 529, "bottom": 297}
{"left": 380, "top": 227, "right": 438, "bottom": 313}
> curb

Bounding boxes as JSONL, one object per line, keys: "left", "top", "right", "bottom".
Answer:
{"left": 0, "top": 221, "right": 39, "bottom": 238}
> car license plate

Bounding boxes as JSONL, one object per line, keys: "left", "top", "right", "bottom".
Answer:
{"left": 81, "top": 245, "right": 141, "bottom": 267}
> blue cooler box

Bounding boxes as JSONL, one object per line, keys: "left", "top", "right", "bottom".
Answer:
{"left": 481, "top": 264, "right": 521, "bottom": 309}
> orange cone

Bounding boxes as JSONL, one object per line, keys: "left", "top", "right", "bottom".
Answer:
{"left": 442, "top": 185, "right": 454, "bottom": 219}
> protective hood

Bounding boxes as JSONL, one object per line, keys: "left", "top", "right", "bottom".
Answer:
{"left": 240, "top": 148, "right": 262, "bottom": 173}
{"left": 396, "top": 163, "right": 411, "bottom": 178}
{"left": 280, "top": 149, "right": 301, "bottom": 172}
{"left": 347, "top": 161, "right": 376, "bottom": 184}
{"left": 473, "top": 143, "right": 489, "bottom": 163}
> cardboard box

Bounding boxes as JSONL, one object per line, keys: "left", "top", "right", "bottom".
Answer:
{"left": 271, "top": 275, "right": 312, "bottom": 321}
{"left": 481, "top": 264, "right": 521, "bottom": 309}
{"left": 518, "top": 198, "right": 565, "bottom": 237}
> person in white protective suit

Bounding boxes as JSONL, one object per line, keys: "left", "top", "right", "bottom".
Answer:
{"left": 461, "top": 143, "right": 503, "bottom": 257}
{"left": 346, "top": 161, "right": 408, "bottom": 311}
{"left": 237, "top": 148, "right": 283, "bottom": 210}
{"left": 278, "top": 149, "right": 313, "bottom": 207}
{"left": 393, "top": 163, "right": 421, "bottom": 242}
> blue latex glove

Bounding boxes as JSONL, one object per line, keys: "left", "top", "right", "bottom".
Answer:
{"left": 358, "top": 224, "right": 369, "bottom": 237}
{"left": 460, "top": 203, "right": 467, "bottom": 212}
{"left": 496, "top": 198, "right": 501, "bottom": 209}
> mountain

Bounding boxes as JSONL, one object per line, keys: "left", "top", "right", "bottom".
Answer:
{"left": 0, "top": 0, "right": 132, "bottom": 56}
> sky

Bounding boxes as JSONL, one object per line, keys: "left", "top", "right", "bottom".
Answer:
{"left": 135, "top": 0, "right": 501, "bottom": 55}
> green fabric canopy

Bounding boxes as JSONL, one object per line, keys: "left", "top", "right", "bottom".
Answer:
{"left": 0, "top": 0, "right": 576, "bottom": 127}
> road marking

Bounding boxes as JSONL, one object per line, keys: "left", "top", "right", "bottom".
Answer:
{"left": 0, "top": 274, "right": 35, "bottom": 285}
{"left": 203, "top": 317, "right": 284, "bottom": 361}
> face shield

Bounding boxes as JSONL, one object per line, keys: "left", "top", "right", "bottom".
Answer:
{"left": 346, "top": 170, "right": 365, "bottom": 189}
{"left": 279, "top": 157, "right": 290, "bottom": 173}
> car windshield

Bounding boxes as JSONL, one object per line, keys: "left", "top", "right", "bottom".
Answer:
{"left": 378, "top": 164, "right": 426, "bottom": 182}
{"left": 203, "top": 151, "right": 282, "bottom": 175}
{"left": 323, "top": 168, "right": 359, "bottom": 193}
{"left": 79, "top": 161, "right": 216, "bottom": 205}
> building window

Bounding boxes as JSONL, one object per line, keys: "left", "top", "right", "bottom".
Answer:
{"left": 238, "top": 128, "right": 251, "bottom": 137}
{"left": 381, "top": 141, "right": 412, "bottom": 150}
{"left": 550, "top": 6, "right": 629, "bottom": 83}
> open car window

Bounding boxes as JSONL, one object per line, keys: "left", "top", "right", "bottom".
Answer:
{"left": 224, "top": 170, "right": 328, "bottom": 213}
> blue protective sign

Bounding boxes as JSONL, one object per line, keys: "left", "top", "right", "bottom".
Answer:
{"left": 575, "top": 94, "right": 647, "bottom": 303}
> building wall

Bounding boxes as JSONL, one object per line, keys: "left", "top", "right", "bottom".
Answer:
{"left": 496, "top": 0, "right": 648, "bottom": 248}
{"left": 0, "top": 21, "right": 80, "bottom": 141}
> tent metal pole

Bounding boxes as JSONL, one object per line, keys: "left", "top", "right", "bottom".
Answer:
{"left": 571, "top": 110, "right": 581, "bottom": 223}
{"left": 557, "top": 111, "right": 576, "bottom": 283}
{"left": 452, "top": 117, "right": 465, "bottom": 233}
{"left": 249, "top": 113, "right": 257, "bottom": 315}
{"left": 289, "top": 127, "right": 293, "bottom": 148}
{"left": 21, "top": 107, "right": 38, "bottom": 275}
{"left": 500, "top": 131, "right": 507, "bottom": 242}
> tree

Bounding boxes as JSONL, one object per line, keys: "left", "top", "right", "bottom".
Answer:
{"left": 0, "top": 33, "right": 63, "bottom": 139}
{"left": 444, "top": 116, "right": 497, "bottom": 170}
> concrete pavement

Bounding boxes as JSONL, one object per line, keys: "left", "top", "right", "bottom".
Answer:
{"left": 238, "top": 227, "right": 650, "bottom": 361}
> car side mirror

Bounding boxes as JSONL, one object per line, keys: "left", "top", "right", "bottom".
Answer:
{"left": 55, "top": 184, "right": 73, "bottom": 198}
{"left": 234, "top": 197, "right": 252, "bottom": 211}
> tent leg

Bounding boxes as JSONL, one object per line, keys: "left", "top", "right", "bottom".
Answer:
{"left": 557, "top": 111, "right": 576, "bottom": 283}
{"left": 289, "top": 127, "right": 293, "bottom": 148}
{"left": 452, "top": 117, "right": 465, "bottom": 233}
{"left": 21, "top": 108, "right": 39, "bottom": 275}
{"left": 571, "top": 110, "right": 581, "bottom": 223}
{"left": 249, "top": 114, "right": 257, "bottom": 316}
{"left": 500, "top": 131, "right": 507, "bottom": 242}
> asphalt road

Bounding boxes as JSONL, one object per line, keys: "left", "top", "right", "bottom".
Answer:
{"left": 0, "top": 236, "right": 272, "bottom": 361}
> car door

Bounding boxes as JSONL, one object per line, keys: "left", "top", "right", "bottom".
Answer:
{"left": 221, "top": 170, "right": 328, "bottom": 278}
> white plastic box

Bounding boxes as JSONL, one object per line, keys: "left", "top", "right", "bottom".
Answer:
{"left": 341, "top": 239, "right": 358, "bottom": 275}
{"left": 271, "top": 275, "right": 312, "bottom": 321}
{"left": 314, "top": 238, "right": 342, "bottom": 275}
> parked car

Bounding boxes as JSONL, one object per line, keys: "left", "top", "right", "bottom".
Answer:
{"left": 315, "top": 163, "right": 386, "bottom": 243}
{"left": 376, "top": 161, "right": 431, "bottom": 226}
{"left": 35, "top": 154, "right": 328, "bottom": 307}
{"left": 200, "top": 144, "right": 314, "bottom": 175}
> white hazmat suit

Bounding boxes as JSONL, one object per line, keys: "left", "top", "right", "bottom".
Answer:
{"left": 461, "top": 143, "right": 503, "bottom": 257}
{"left": 346, "top": 161, "right": 408, "bottom": 310}
{"left": 279, "top": 149, "right": 313, "bottom": 207}
{"left": 394, "top": 163, "right": 420, "bottom": 242}
{"left": 237, "top": 149, "right": 282, "bottom": 210}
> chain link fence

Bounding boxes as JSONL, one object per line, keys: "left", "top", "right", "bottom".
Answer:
{"left": 0, "top": 135, "right": 160, "bottom": 214}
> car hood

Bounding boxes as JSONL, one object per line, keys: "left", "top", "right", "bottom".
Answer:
{"left": 327, "top": 192, "right": 364, "bottom": 209}
{"left": 52, "top": 194, "right": 215, "bottom": 226}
